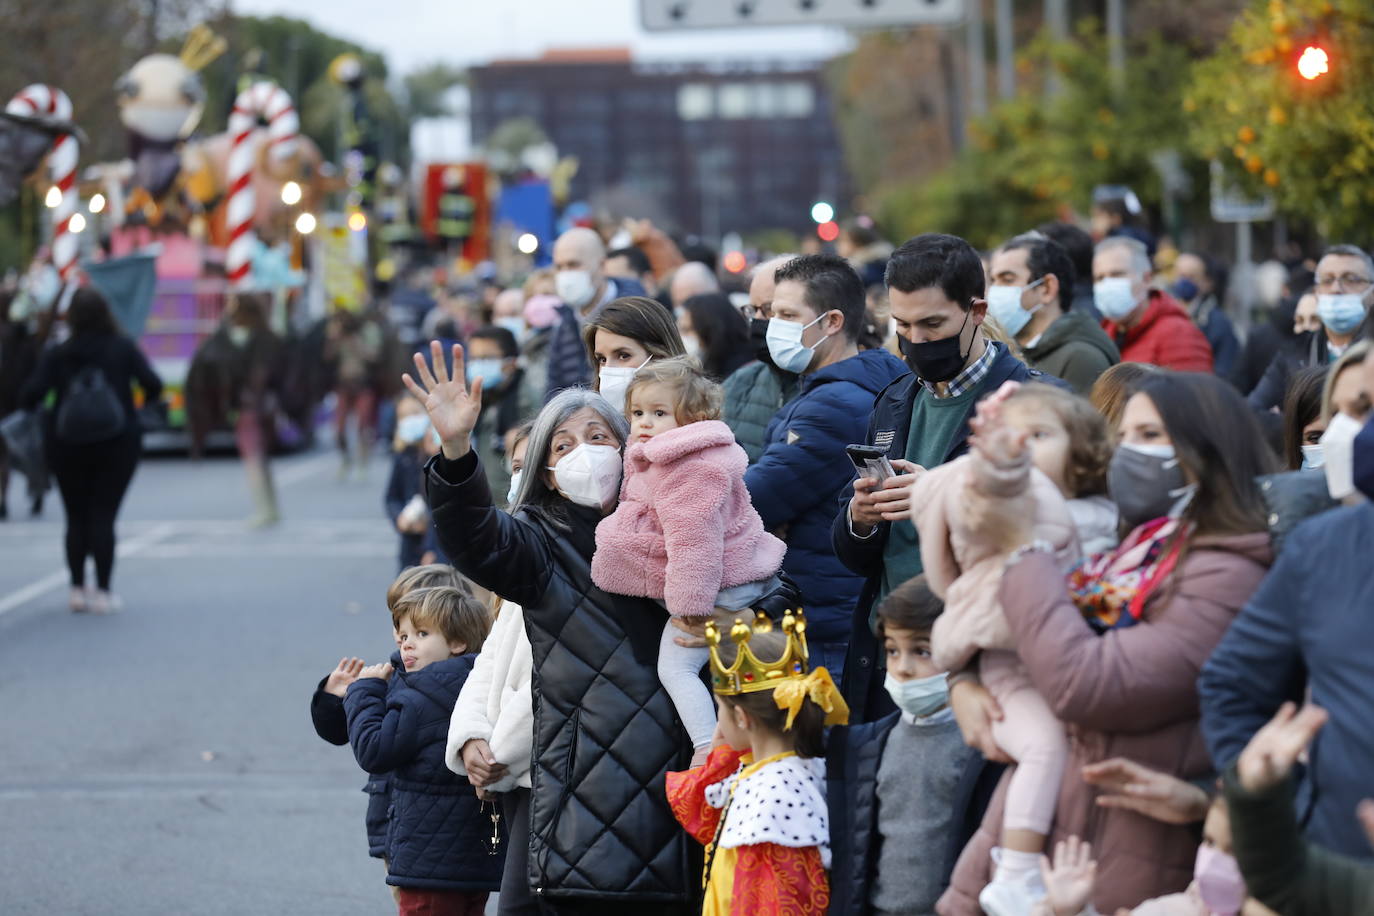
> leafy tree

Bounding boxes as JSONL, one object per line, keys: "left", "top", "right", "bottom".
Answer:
{"left": 195, "top": 13, "right": 406, "bottom": 164}
{"left": 873, "top": 25, "right": 1202, "bottom": 249}
{"left": 404, "top": 63, "right": 467, "bottom": 119}
{"left": 1185, "top": 0, "right": 1374, "bottom": 240}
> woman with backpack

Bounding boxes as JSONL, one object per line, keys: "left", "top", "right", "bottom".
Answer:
{"left": 20, "top": 287, "right": 162, "bottom": 613}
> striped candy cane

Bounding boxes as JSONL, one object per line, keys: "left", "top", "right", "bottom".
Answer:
{"left": 225, "top": 81, "right": 299, "bottom": 288}
{"left": 6, "top": 85, "right": 79, "bottom": 282}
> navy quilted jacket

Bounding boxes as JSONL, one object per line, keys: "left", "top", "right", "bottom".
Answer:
{"left": 310, "top": 649, "right": 405, "bottom": 858}
{"left": 744, "top": 348, "right": 908, "bottom": 642}
{"left": 345, "top": 655, "right": 504, "bottom": 890}
{"left": 426, "top": 450, "right": 693, "bottom": 904}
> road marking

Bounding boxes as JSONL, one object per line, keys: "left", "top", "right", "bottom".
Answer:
{"left": 0, "top": 521, "right": 175, "bottom": 618}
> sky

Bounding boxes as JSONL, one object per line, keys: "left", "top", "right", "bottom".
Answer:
{"left": 231, "top": 0, "right": 853, "bottom": 75}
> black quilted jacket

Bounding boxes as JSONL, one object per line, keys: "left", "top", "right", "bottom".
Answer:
{"left": 426, "top": 451, "right": 693, "bottom": 903}
{"left": 345, "top": 655, "right": 505, "bottom": 891}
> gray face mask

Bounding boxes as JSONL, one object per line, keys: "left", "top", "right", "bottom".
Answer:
{"left": 1108, "top": 442, "right": 1194, "bottom": 530}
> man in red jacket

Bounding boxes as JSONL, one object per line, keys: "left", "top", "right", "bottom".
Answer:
{"left": 1092, "top": 236, "right": 1214, "bottom": 372}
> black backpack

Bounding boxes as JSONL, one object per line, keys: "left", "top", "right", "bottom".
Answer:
{"left": 56, "top": 364, "right": 125, "bottom": 444}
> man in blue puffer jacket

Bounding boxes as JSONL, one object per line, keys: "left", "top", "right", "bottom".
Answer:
{"left": 345, "top": 585, "right": 504, "bottom": 910}
{"left": 744, "top": 254, "right": 908, "bottom": 683}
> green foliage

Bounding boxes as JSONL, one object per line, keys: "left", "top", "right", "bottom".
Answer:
{"left": 1185, "top": 0, "right": 1374, "bottom": 240}
{"left": 196, "top": 14, "right": 406, "bottom": 163}
{"left": 872, "top": 25, "right": 1201, "bottom": 250}
{"left": 404, "top": 64, "right": 468, "bottom": 119}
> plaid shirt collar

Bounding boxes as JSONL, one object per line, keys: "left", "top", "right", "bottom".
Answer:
{"left": 919, "top": 340, "right": 999, "bottom": 399}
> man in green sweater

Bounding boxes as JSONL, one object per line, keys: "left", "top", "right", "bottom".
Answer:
{"left": 987, "top": 233, "right": 1119, "bottom": 395}
{"left": 832, "top": 232, "right": 1055, "bottom": 722}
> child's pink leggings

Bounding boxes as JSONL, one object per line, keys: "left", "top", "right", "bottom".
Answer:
{"left": 980, "top": 649, "right": 1070, "bottom": 836}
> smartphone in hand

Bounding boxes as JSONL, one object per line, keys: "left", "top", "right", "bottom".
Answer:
{"left": 846, "top": 444, "right": 895, "bottom": 485}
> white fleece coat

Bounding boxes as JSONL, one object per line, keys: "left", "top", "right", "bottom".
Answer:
{"left": 445, "top": 600, "right": 534, "bottom": 792}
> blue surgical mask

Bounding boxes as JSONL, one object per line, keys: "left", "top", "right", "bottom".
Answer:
{"left": 506, "top": 469, "right": 523, "bottom": 504}
{"left": 468, "top": 358, "right": 506, "bottom": 390}
{"left": 986, "top": 277, "right": 1044, "bottom": 339}
{"left": 884, "top": 671, "right": 949, "bottom": 719}
{"left": 397, "top": 413, "right": 430, "bottom": 445}
{"left": 1316, "top": 294, "right": 1368, "bottom": 335}
{"left": 1301, "top": 444, "right": 1325, "bottom": 470}
{"left": 1094, "top": 277, "right": 1140, "bottom": 322}
{"left": 766, "top": 313, "right": 828, "bottom": 374}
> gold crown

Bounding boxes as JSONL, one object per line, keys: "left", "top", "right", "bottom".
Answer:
{"left": 707, "top": 608, "right": 810, "bottom": 696}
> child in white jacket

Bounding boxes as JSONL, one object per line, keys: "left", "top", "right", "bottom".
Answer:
{"left": 446, "top": 599, "right": 534, "bottom": 794}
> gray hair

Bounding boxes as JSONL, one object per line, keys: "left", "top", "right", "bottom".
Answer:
{"left": 1319, "top": 244, "right": 1374, "bottom": 279}
{"left": 510, "top": 388, "right": 630, "bottom": 514}
{"left": 1094, "top": 236, "right": 1152, "bottom": 278}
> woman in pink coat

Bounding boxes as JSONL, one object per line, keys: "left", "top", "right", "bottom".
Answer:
{"left": 938, "top": 372, "right": 1278, "bottom": 915}
{"left": 591, "top": 357, "right": 785, "bottom": 764}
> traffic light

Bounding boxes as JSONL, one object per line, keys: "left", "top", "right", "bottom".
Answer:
{"left": 1296, "top": 44, "right": 1329, "bottom": 81}
{"left": 817, "top": 220, "right": 839, "bottom": 242}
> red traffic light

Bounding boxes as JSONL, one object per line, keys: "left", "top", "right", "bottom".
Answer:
{"left": 817, "top": 220, "right": 840, "bottom": 242}
{"left": 723, "top": 250, "right": 747, "bottom": 274}
{"left": 1297, "top": 45, "right": 1329, "bottom": 81}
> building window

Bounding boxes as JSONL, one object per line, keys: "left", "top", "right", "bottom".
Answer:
{"left": 778, "top": 82, "right": 815, "bottom": 118}
{"left": 677, "top": 83, "right": 714, "bottom": 120}
{"left": 718, "top": 83, "right": 751, "bottom": 119}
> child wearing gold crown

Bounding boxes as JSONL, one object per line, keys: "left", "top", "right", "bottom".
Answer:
{"left": 665, "top": 610, "right": 848, "bottom": 916}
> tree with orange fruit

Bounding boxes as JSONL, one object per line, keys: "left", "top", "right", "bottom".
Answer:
{"left": 1186, "top": 0, "right": 1374, "bottom": 238}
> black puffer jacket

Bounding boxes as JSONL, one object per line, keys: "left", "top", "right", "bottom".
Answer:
{"left": 427, "top": 450, "right": 692, "bottom": 904}
{"left": 345, "top": 654, "right": 504, "bottom": 890}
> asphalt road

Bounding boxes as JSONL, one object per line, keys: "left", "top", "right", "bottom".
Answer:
{"left": 0, "top": 445, "right": 452, "bottom": 914}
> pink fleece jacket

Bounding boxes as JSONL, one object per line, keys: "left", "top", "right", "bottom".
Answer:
{"left": 591, "top": 420, "right": 786, "bottom": 618}
{"left": 912, "top": 448, "right": 1081, "bottom": 673}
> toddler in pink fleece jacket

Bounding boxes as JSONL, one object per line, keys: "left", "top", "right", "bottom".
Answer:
{"left": 590, "top": 358, "right": 785, "bottom": 762}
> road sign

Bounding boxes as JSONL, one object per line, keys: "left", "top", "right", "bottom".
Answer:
{"left": 1209, "top": 160, "right": 1274, "bottom": 224}
{"left": 640, "top": 0, "right": 966, "bottom": 31}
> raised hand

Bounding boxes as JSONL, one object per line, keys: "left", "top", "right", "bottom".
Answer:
{"left": 1082, "top": 757, "right": 1210, "bottom": 825}
{"left": 358, "top": 662, "right": 394, "bottom": 682}
{"left": 968, "top": 389, "right": 1028, "bottom": 469}
{"left": 1237, "top": 702, "right": 1328, "bottom": 793}
{"left": 1039, "top": 836, "right": 1097, "bottom": 916}
{"left": 324, "top": 657, "right": 365, "bottom": 697}
{"left": 400, "top": 341, "right": 483, "bottom": 459}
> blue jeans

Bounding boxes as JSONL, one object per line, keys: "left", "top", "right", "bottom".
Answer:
{"left": 810, "top": 640, "right": 847, "bottom": 686}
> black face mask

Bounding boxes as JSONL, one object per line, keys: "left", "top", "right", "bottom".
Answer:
{"left": 750, "top": 317, "right": 778, "bottom": 368}
{"left": 898, "top": 309, "right": 971, "bottom": 383}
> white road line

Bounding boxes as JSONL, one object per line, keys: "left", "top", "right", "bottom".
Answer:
{"left": 0, "top": 521, "right": 176, "bottom": 618}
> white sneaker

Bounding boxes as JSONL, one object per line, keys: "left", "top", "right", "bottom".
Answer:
{"left": 979, "top": 865, "right": 1046, "bottom": 916}
{"left": 69, "top": 587, "right": 87, "bottom": 613}
{"left": 87, "top": 590, "right": 121, "bottom": 615}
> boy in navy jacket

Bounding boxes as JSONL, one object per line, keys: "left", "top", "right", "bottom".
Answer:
{"left": 827, "top": 575, "right": 1002, "bottom": 916}
{"left": 309, "top": 565, "right": 469, "bottom": 868}
{"left": 344, "top": 583, "right": 503, "bottom": 912}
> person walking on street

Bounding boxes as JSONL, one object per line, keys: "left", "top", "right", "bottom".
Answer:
{"left": 20, "top": 287, "right": 162, "bottom": 613}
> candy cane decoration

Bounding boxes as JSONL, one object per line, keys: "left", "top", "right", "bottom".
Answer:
{"left": 226, "top": 81, "right": 299, "bottom": 288}
{"left": 6, "top": 85, "right": 79, "bottom": 282}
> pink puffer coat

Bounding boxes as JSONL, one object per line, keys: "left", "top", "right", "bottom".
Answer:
{"left": 591, "top": 420, "right": 785, "bottom": 618}
{"left": 912, "top": 449, "right": 1081, "bottom": 673}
